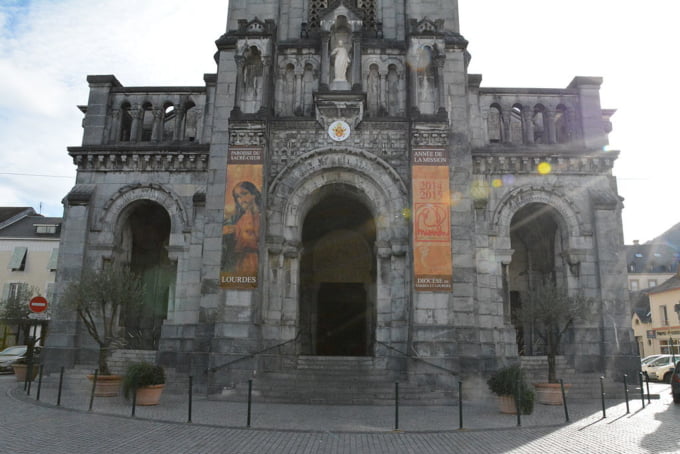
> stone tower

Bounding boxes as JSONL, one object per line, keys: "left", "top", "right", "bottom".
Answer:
{"left": 48, "top": 0, "right": 638, "bottom": 397}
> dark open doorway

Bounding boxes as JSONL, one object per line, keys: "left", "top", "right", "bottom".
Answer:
{"left": 300, "top": 191, "right": 375, "bottom": 356}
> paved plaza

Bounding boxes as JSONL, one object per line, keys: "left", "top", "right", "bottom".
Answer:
{"left": 1, "top": 374, "right": 678, "bottom": 453}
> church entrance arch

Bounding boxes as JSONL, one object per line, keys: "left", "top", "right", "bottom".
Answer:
{"left": 300, "top": 193, "right": 376, "bottom": 356}
{"left": 116, "top": 200, "right": 176, "bottom": 350}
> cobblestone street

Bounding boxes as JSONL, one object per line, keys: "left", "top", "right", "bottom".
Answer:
{"left": 1, "top": 375, "right": 678, "bottom": 453}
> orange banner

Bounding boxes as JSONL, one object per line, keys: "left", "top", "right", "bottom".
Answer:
{"left": 220, "top": 146, "right": 263, "bottom": 289}
{"left": 412, "top": 148, "right": 452, "bottom": 291}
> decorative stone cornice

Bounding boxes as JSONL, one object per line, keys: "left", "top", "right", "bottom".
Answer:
{"left": 472, "top": 150, "right": 619, "bottom": 176}
{"left": 68, "top": 145, "right": 209, "bottom": 172}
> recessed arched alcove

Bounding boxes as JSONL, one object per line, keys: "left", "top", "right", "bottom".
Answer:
{"left": 299, "top": 193, "right": 376, "bottom": 356}
{"left": 116, "top": 200, "right": 176, "bottom": 350}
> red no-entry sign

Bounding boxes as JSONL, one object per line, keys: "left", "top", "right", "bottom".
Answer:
{"left": 29, "top": 296, "right": 48, "bottom": 313}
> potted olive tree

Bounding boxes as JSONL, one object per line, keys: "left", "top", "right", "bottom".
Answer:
{"left": 520, "top": 281, "right": 591, "bottom": 404}
{"left": 487, "top": 364, "right": 534, "bottom": 414}
{"left": 123, "top": 362, "right": 166, "bottom": 405}
{"left": 62, "top": 262, "right": 144, "bottom": 396}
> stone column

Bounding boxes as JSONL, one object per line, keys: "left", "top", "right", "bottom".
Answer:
{"left": 522, "top": 109, "right": 534, "bottom": 144}
{"left": 129, "top": 106, "right": 142, "bottom": 143}
{"left": 546, "top": 110, "right": 557, "bottom": 144}
{"left": 294, "top": 72, "right": 303, "bottom": 115}
{"left": 501, "top": 110, "right": 511, "bottom": 144}
{"left": 151, "top": 108, "right": 162, "bottom": 142}
{"left": 109, "top": 109, "right": 120, "bottom": 143}
{"left": 233, "top": 56, "right": 245, "bottom": 112}
{"left": 320, "top": 35, "right": 330, "bottom": 89}
{"left": 351, "top": 34, "right": 361, "bottom": 90}
{"left": 173, "top": 106, "right": 186, "bottom": 141}
{"left": 379, "top": 73, "right": 387, "bottom": 114}
{"left": 435, "top": 55, "right": 447, "bottom": 113}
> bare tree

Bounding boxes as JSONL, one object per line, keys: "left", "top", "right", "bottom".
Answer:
{"left": 520, "top": 281, "right": 591, "bottom": 383}
{"left": 62, "top": 263, "right": 144, "bottom": 376}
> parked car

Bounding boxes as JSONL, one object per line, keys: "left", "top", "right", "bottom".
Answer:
{"left": 671, "top": 361, "right": 680, "bottom": 404}
{"left": 643, "top": 355, "right": 677, "bottom": 383}
{"left": 641, "top": 354, "right": 665, "bottom": 366}
{"left": 0, "top": 345, "right": 41, "bottom": 373}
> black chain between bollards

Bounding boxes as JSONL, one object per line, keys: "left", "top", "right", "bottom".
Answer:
{"left": 57, "top": 366, "right": 64, "bottom": 406}
{"left": 88, "top": 369, "right": 98, "bottom": 411}
{"left": 623, "top": 374, "right": 630, "bottom": 414}
{"left": 600, "top": 376, "right": 606, "bottom": 418}
{"left": 188, "top": 375, "right": 193, "bottom": 423}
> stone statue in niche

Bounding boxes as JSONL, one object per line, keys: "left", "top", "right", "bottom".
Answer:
{"left": 241, "top": 46, "right": 263, "bottom": 113}
{"left": 416, "top": 47, "right": 436, "bottom": 114}
{"left": 331, "top": 40, "right": 350, "bottom": 82}
{"left": 367, "top": 64, "right": 380, "bottom": 117}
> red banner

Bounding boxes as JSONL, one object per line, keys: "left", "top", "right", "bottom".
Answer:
{"left": 220, "top": 146, "right": 263, "bottom": 289}
{"left": 412, "top": 148, "right": 452, "bottom": 291}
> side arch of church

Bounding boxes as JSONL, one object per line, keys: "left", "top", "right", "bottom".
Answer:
{"left": 265, "top": 148, "right": 411, "bottom": 359}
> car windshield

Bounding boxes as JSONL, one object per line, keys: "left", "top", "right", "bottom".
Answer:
{"left": 0, "top": 346, "right": 26, "bottom": 356}
{"left": 649, "top": 356, "right": 671, "bottom": 366}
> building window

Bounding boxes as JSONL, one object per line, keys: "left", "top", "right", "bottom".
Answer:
{"left": 660, "top": 305, "right": 669, "bottom": 326}
{"left": 629, "top": 280, "right": 639, "bottom": 291}
{"left": 648, "top": 279, "right": 657, "bottom": 288}
{"left": 47, "top": 248, "right": 59, "bottom": 271}
{"left": 34, "top": 223, "right": 60, "bottom": 234}
{"left": 8, "top": 247, "right": 27, "bottom": 271}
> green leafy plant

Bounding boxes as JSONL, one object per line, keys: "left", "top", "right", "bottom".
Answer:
{"left": 62, "top": 263, "right": 144, "bottom": 376}
{"left": 487, "top": 364, "right": 535, "bottom": 414}
{"left": 0, "top": 284, "right": 43, "bottom": 358}
{"left": 122, "top": 362, "right": 165, "bottom": 399}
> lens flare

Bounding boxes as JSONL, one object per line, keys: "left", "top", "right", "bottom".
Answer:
{"left": 491, "top": 179, "right": 503, "bottom": 188}
{"left": 502, "top": 174, "right": 516, "bottom": 186}
{"left": 450, "top": 191, "right": 463, "bottom": 206}
{"left": 537, "top": 162, "right": 552, "bottom": 175}
{"left": 470, "top": 180, "right": 490, "bottom": 200}
{"left": 401, "top": 208, "right": 412, "bottom": 220}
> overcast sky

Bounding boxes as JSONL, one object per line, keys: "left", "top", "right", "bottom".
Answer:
{"left": 1, "top": 0, "right": 678, "bottom": 244}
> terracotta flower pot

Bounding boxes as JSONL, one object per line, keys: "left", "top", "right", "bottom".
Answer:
{"left": 534, "top": 382, "right": 571, "bottom": 405}
{"left": 497, "top": 394, "right": 518, "bottom": 414}
{"left": 135, "top": 384, "right": 165, "bottom": 406}
{"left": 12, "top": 364, "right": 38, "bottom": 382}
{"left": 87, "top": 374, "right": 123, "bottom": 397}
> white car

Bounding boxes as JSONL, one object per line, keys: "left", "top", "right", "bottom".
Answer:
{"left": 0, "top": 345, "right": 28, "bottom": 373}
{"left": 643, "top": 355, "right": 677, "bottom": 383}
{"left": 641, "top": 354, "right": 665, "bottom": 366}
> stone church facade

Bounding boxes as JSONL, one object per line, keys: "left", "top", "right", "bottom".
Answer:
{"left": 48, "top": 0, "right": 638, "bottom": 396}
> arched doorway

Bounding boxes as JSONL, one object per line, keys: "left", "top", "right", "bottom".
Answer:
{"left": 117, "top": 200, "right": 176, "bottom": 350}
{"left": 508, "top": 202, "right": 568, "bottom": 355}
{"left": 299, "top": 193, "right": 376, "bottom": 356}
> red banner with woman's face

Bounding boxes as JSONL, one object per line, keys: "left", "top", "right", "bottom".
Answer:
{"left": 221, "top": 146, "right": 264, "bottom": 289}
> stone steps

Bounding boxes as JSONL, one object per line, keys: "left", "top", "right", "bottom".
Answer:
{"left": 217, "top": 356, "right": 456, "bottom": 405}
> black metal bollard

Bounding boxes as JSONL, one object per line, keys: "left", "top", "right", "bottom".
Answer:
{"left": 26, "top": 362, "right": 34, "bottom": 396}
{"left": 188, "top": 375, "right": 193, "bottom": 423}
{"left": 247, "top": 379, "right": 252, "bottom": 428}
{"left": 131, "top": 384, "right": 137, "bottom": 417}
{"left": 458, "top": 381, "right": 463, "bottom": 430}
{"left": 515, "top": 380, "right": 521, "bottom": 427}
{"left": 57, "top": 367, "right": 64, "bottom": 406}
{"left": 36, "top": 365, "right": 44, "bottom": 401}
{"left": 394, "top": 382, "right": 400, "bottom": 431}
{"left": 89, "top": 369, "right": 98, "bottom": 411}
{"left": 623, "top": 374, "right": 629, "bottom": 414}
{"left": 639, "top": 372, "right": 645, "bottom": 409}
{"left": 600, "top": 376, "right": 606, "bottom": 418}
{"left": 560, "top": 379, "right": 569, "bottom": 422}
{"left": 645, "top": 373, "right": 651, "bottom": 404}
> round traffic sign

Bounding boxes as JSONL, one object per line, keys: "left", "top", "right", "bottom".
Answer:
{"left": 29, "top": 296, "right": 48, "bottom": 313}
